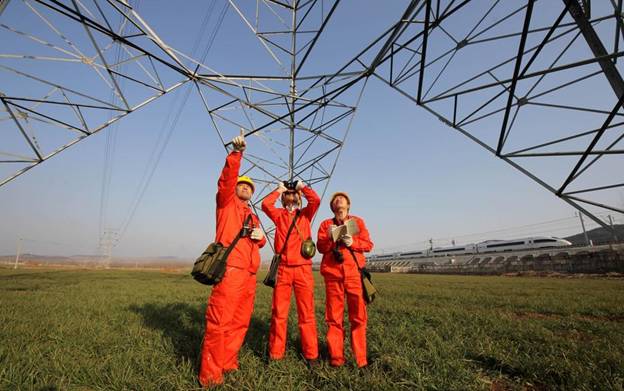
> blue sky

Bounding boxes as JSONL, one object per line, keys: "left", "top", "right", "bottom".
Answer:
{"left": 1, "top": 1, "right": 622, "bottom": 259}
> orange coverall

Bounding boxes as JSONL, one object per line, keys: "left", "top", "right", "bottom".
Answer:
{"left": 199, "top": 150, "right": 267, "bottom": 386}
{"left": 261, "top": 186, "right": 321, "bottom": 360}
{"left": 317, "top": 215, "right": 373, "bottom": 367}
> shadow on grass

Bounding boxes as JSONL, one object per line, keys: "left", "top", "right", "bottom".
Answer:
{"left": 129, "top": 302, "right": 204, "bottom": 369}
{"left": 245, "top": 315, "right": 270, "bottom": 359}
{"left": 466, "top": 353, "right": 525, "bottom": 379}
{"left": 246, "top": 316, "right": 330, "bottom": 363}
{"left": 129, "top": 303, "right": 276, "bottom": 367}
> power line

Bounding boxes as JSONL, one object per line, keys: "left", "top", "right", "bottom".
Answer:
{"left": 98, "top": 2, "right": 135, "bottom": 253}
{"left": 117, "top": 1, "right": 229, "bottom": 243}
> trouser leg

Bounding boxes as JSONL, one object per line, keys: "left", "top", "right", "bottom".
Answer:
{"left": 268, "top": 266, "right": 293, "bottom": 359}
{"left": 293, "top": 265, "right": 318, "bottom": 360}
{"left": 223, "top": 271, "right": 257, "bottom": 370}
{"left": 199, "top": 267, "right": 249, "bottom": 386}
{"left": 324, "top": 279, "right": 345, "bottom": 367}
{"left": 345, "top": 274, "right": 368, "bottom": 367}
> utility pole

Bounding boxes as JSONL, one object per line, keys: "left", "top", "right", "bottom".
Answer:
{"left": 608, "top": 215, "right": 619, "bottom": 242}
{"left": 577, "top": 212, "right": 590, "bottom": 246}
{"left": 14, "top": 237, "right": 21, "bottom": 269}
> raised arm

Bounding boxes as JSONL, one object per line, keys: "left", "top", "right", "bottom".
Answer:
{"left": 299, "top": 184, "right": 320, "bottom": 221}
{"left": 216, "top": 133, "right": 246, "bottom": 207}
{"left": 216, "top": 151, "right": 241, "bottom": 208}
{"left": 261, "top": 189, "right": 282, "bottom": 223}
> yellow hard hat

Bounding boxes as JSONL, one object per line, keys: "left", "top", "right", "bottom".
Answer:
{"left": 330, "top": 191, "right": 350, "bottom": 211}
{"left": 237, "top": 176, "right": 255, "bottom": 193}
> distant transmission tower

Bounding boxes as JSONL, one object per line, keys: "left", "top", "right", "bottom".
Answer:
{"left": 98, "top": 229, "right": 119, "bottom": 268}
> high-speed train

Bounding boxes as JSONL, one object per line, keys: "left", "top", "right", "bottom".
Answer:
{"left": 368, "top": 236, "right": 572, "bottom": 261}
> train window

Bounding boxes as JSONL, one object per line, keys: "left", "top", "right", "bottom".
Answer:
{"left": 534, "top": 238, "right": 557, "bottom": 243}
{"left": 486, "top": 241, "right": 524, "bottom": 248}
{"left": 402, "top": 251, "right": 423, "bottom": 256}
{"left": 433, "top": 247, "right": 465, "bottom": 253}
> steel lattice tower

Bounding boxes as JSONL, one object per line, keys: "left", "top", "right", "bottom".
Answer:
{"left": 1, "top": 0, "right": 622, "bottom": 240}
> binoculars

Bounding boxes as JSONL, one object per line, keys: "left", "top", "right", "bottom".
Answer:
{"left": 332, "top": 247, "right": 344, "bottom": 263}
{"left": 282, "top": 180, "right": 298, "bottom": 191}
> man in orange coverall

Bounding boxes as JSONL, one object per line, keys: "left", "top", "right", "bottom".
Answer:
{"left": 317, "top": 191, "right": 373, "bottom": 368}
{"left": 198, "top": 133, "right": 267, "bottom": 387}
{"left": 261, "top": 179, "right": 320, "bottom": 364}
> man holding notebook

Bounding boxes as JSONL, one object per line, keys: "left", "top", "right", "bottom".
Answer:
{"left": 317, "top": 191, "right": 374, "bottom": 368}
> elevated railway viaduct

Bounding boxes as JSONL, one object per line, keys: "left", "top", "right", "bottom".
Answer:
{"left": 367, "top": 243, "right": 624, "bottom": 275}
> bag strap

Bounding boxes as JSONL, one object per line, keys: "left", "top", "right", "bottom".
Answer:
{"left": 278, "top": 209, "right": 301, "bottom": 255}
{"left": 221, "top": 214, "right": 253, "bottom": 260}
{"left": 346, "top": 247, "right": 364, "bottom": 272}
{"left": 294, "top": 217, "right": 306, "bottom": 241}
{"left": 348, "top": 247, "right": 375, "bottom": 303}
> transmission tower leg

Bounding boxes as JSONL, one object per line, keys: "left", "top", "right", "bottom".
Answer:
{"left": 0, "top": 0, "right": 11, "bottom": 16}
{"left": 563, "top": 0, "right": 624, "bottom": 99}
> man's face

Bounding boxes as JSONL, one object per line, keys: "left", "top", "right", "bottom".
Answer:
{"left": 331, "top": 195, "right": 349, "bottom": 214}
{"left": 281, "top": 191, "right": 299, "bottom": 209}
{"left": 236, "top": 183, "right": 253, "bottom": 201}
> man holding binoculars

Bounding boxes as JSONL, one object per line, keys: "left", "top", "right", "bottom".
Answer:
{"left": 261, "top": 178, "right": 321, "bottom": 364}
{"left": 317, "top": 192, "right": 373, "bottom": 368}
{"left": 198, "top": 132, "right": 266, "bottom": 387}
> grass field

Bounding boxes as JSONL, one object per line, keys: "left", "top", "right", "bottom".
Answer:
{"left": 0, "top": 268, "right": 623, "bottom": 390}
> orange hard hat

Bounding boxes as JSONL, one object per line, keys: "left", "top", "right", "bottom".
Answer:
{"left": 329, "top": 191, "right": 350, "bottom": 211}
